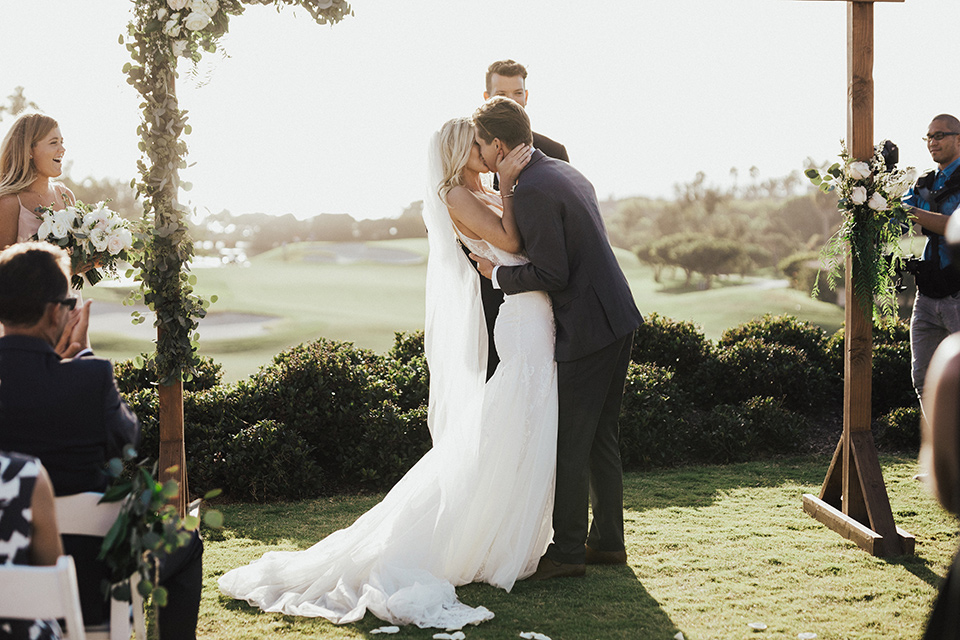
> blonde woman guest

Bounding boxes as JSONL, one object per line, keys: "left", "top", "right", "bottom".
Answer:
{"left": 0, "top": 114, "right": 74, "bottom": 249}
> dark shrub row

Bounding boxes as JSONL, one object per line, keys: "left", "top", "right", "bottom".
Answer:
{"left": 116, "top": 316, "right": 918, "bottom": 501}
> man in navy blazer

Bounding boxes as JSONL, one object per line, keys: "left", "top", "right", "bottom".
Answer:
{"left": 0, "top": 242, "right": 201, "bottom": 640}
{"left": 477, "top": 59, "right": 571, "bottom": 381}
{"left": 472, "top": 97, "right": 643, "bottom": 579}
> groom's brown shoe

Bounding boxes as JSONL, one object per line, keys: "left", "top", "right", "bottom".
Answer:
{"left": 528, "top": 556, "right": 586, "bottom": 580}
{"left": 585, "top": 545, "right": 627, "bottom": 565}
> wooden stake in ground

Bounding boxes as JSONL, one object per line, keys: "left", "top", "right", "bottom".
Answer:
{"left": 797, "top": 0, "right": 913, "bottom": 557}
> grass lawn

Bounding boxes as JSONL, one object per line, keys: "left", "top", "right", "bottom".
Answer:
{"left": 82, "top": 240, "right": 845, "bottom": 382}
{"left": 200, "top": 454, "right": 957, "bottom": 640}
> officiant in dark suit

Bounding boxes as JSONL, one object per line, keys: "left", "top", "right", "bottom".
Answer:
{"left": 471, "top": 97, "right": 642, "bottom": 579}
{"left": 477, "top": 59, "right": 569, "bottom": 380}
{"left": 0, "top": 242, "right": 202, "bottom": 640}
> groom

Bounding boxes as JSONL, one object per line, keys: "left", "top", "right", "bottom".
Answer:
{"left": 470, "top": 97, "right": 643, "bottom": 579}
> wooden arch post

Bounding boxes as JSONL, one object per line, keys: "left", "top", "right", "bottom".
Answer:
{"left": 798, "top": 0, "right": 914, "bottom": 557}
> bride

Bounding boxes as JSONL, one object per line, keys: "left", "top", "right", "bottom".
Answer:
{"left": 218, "top": 117, "right": 558, "bottom": 629}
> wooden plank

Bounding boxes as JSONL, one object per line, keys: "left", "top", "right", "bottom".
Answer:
{"left": 159, "top": 379, "right": 187, "bottom": 517}
{"left": 819, "top": 437, "right": 843, "bottom": 505}
{"left": 803, "top": 494, "right": 879, "bottom": 555}
{"left": 851, "top": 431, "right": 907, "bottom": 555}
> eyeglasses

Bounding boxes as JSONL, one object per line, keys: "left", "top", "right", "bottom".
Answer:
{"left": 923, "top": 132, "right": 960, "bottom": 142}
{"left": 52, "top": 297, "right": 77, "bottom": 310}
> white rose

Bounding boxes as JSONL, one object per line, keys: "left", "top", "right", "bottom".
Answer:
{"left": 850, "top": 186, "right": 868, "bottom": 205}
{"left": 90, "top": 228, "right": 109, "bottom": 252}
{"left": 106, "top": 234, "right": 126, "bottom": 256}
{"left": 167, "top": 0, "right": 189, "bottom": 10}
{"left": 54, "top": 208, "right": 76, "bottom": 230}
{"left": 37, "top": 218, "right": 53, "bottom": 240}
{"left": 848, "top": 161, "right": 871, "bottom": 181}
{"left": 50, "top": 220, "right": 69, "bottom": 240}
{"left": 184, "top": 11, "right": 212, "bottom": 31}
{"left": 190, "top": 0, "right": 219, "bottom": 17}
{"left": 164, "top": 16, "right": 182, "bottom": 37}
{"left": 315, "top": 0, "right": 334, "bottom": 7}
{"left": 172, "top": 40, "right": 188, "bottom": 57}
{"left": 867, "top": 192, "right": 888, "bottom": 211}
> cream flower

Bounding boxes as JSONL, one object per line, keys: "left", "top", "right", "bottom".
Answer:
{"left": 90, "top": 228, "right": 109, "bottom": 252}
{"left": 172, "top": 40, "right": 188, "bottom": 57}
{"left": 167, "top": 0, "right": 189, "bottom": 10}
{"left": 867, "top": 191, "right": 888, "bottom": 211}
{"left": 189, "top": 0, "right": 219, "bottom": 18}
{"left": 106, "top": 234, "right": 126, "bottom": 256}
{"left": 848, "top": 161, "right": 871, "bottom": 181}
{"left": 157, "top": 7, "right": 168, "bottom": 20}
{"left": 850, "top": 186, "right": 868, "bottom": 205}
{"left": 37, "top": 218, "right": 53, "bottom": 240}
{"left": 49, "top": 219, "right": 70, "bottom": 240}
{"left": 184, "top": 11, "right": 212, "bottom": 31}
{"left": 164, "top": 16, "right": 182, "bottom": 37}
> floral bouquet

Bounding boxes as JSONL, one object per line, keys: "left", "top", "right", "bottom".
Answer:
{"left": 804, "top": 141, "right": 917, "bottom": 318}
{"left": 32, "top": 200, "right": 137, "bottom": 289}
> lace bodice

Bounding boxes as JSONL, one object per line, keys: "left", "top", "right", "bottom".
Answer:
{"left": 454, "top": 227, "right": 528, "bottom": 268}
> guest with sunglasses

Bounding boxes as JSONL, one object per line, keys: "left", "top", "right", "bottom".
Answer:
{"left": 903, "top": 114, "right": 960, "bottom": 410}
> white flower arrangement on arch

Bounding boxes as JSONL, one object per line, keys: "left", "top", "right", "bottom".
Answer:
{"left": 804, "top": 141, "right": 917, "bottom": 318}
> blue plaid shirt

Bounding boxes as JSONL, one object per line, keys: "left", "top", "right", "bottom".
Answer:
{"left": 904, "top": 156, "right": 960, "bottom": 267}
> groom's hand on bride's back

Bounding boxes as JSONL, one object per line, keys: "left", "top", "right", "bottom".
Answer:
{"left": 469, "top": 253, "right": 494, "bottom": 279}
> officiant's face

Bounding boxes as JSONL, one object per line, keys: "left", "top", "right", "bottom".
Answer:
{"left": 475, "top": 133, "right": 502, "bottom": 174}
{"left": 484, "top": 74, "right": 528, "bottom": 108}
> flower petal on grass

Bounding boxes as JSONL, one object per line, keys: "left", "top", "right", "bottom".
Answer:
{"left": 371, "top": 627, "right": 400, "bottom": 635}
{"left": 798, "top": 634, "right": 817, "bottom": 640}
{"left": 748, "top": 622, "right": 767, "bottom": 630}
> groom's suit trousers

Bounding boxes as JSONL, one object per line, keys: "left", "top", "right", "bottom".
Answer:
{"left": 547, "top": 330, "right": 634, "bottom": 565}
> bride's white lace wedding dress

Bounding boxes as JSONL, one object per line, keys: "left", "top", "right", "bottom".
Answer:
{"left": 218, "top": 192, "right": 558, "bottom": 629}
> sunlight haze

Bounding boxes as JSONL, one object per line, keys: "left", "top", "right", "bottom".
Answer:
{"left": 2, "top": 0, "right": 958, "bottom": 220}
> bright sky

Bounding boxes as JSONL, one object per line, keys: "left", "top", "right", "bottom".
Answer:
{"left": 2, "top": 0, "right": 958, "bottom": 220}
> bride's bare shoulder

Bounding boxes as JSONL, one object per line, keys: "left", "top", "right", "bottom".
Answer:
{"left": 445, "top": 185, "right": 478, "bottom": 209}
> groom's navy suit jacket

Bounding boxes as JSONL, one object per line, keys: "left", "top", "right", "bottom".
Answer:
{"left": 496, "top": 150, "right": 642, "bottom": 362}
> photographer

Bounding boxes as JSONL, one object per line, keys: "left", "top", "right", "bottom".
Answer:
{"left": 904, "top": 114, "right": 960, "bottom": 407}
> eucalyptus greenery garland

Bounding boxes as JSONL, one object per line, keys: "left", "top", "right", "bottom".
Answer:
{"left": 805, "top": 141, "right": 916, "bottom": 319}
{"left": 122, "top": 0, "right": 352, "bottom": 383}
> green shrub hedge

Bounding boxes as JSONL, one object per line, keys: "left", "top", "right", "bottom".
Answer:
{"left": 114, "top": 317, "right": 918, "bottom": 502}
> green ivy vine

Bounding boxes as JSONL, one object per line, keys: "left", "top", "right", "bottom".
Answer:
{"left": 122, "top": 0, "right": 352, "bottom": 384}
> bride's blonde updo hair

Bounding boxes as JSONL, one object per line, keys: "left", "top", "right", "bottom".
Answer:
{"left": 0, "top": 113, "right": 59, "bottom": 199}
{"left": 436, "top": 117, "right": 477, "bottom": 206}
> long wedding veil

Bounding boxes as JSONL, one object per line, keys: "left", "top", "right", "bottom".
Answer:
{"left": 422, "top": 129, "right": 487, "bottom": 452}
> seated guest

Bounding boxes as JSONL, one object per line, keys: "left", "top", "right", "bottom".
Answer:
{"left": 0, "top": 242, "right": 202, "bottom": 640}
{"left": 0, "top": 452, "right": 63, "bottom": 640}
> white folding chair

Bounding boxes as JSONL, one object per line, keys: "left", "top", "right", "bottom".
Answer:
{"left": 0, "top": 555, "right": 87, "bottom": 640}
{"left": 56, "top": 492, "right": 147, "bottom": 640}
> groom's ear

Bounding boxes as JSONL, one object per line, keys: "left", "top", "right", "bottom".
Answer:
{"left": 483, "top": 91, "right": 491, "bottom": 101}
